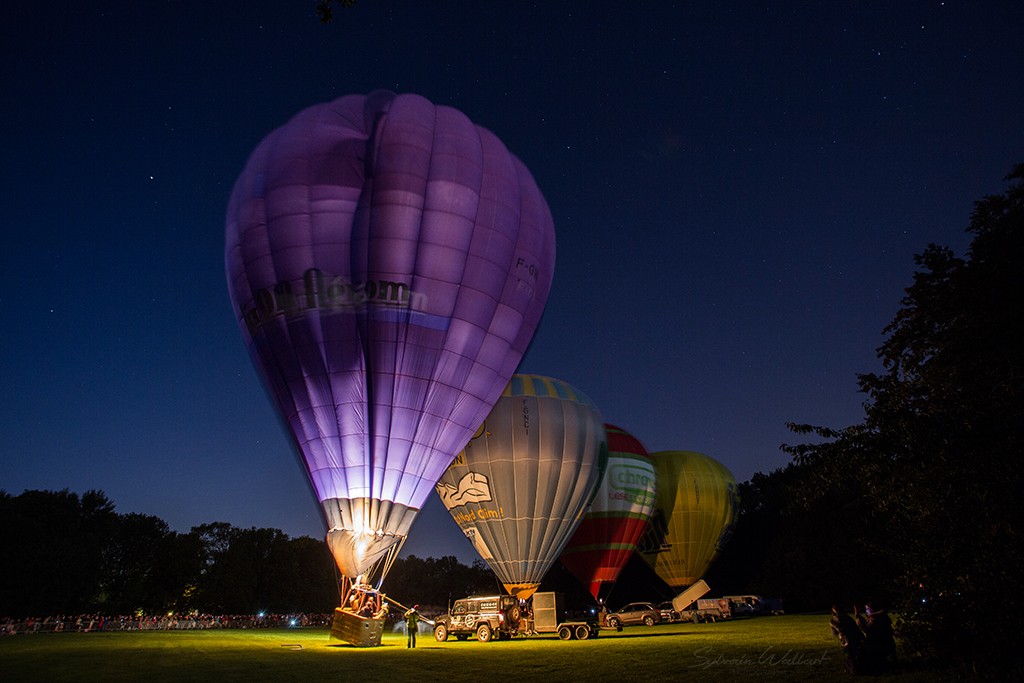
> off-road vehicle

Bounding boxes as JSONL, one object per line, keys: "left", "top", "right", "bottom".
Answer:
{"left": 433, "top": 594, "right": 522, "bottom": 642}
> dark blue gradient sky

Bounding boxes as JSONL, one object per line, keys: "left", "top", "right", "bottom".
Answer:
{"left": 2, "top": 2, "right": 1021, "bottom": 563}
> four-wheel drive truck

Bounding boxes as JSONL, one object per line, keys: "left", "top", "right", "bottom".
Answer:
{"left": 433, "top": 592, "right": 600, "bottom": 642}
{"left": 433, "top": 594, "right": 521, "bottom": 642}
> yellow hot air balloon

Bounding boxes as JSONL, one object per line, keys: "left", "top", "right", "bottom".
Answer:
{"left": 638, "top": 451, "right": 738, "bottom": 590}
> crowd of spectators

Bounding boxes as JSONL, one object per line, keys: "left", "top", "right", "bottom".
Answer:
{"left": 1, "top": 612, "right": 332, "bottom": 635}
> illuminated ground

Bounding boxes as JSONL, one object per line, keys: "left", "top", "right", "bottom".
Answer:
{"left": 0, "top": 615, "right": 953, "bottom": 682}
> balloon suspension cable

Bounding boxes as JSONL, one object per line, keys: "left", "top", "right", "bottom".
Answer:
{"left": 339, "top": 571, "right": 410, "bottom": 616}
{"left": 338, "top": 575, "right": 352, "bottom": 608}
{"left": 339, "top": 574, "right": 385, "bottom": 615}
{"left": 373, "top": 538, "right": 405, "bottom": 590}
{"left": 332, "top": 563, "right": 346, "bottom": 606}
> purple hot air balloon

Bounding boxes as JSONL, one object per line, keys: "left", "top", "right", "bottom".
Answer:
{"left": 225, "top": 92, "right": 555, "bottom": 580}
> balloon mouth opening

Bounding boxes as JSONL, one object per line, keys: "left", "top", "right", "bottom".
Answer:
{"left": 326, "top": 527, "right": 405, "bottom": 580}
{"left": 503, "top": 583, "right": 540, "bottom": 601}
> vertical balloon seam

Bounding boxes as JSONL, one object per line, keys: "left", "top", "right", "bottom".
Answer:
{"left": 464, "top": 408, "right": 489, "bottom": 575}
{"left": 580, "top": 413, "right": 607, "bottom": 554}
{"left": 339, "top": 105, "right": 376, "bottom": 510}
{"left": 709, "top": 480, "right": 723, "bottom": 563}
{"left": 548, "top": 399, "right": 582, "bottom": 582}
{"left": 683, "top": 465, "right": 697, "bottom": 585}
{"left": 388, "top": 96, "right": 440, "bottom": 505}
{"left": 280, "top": 111, "right": 331, "bottom": 507}
{"left": 492, "top": 179, "right": 527, "bottom": 390}
{"left": 510, "top": 392, "right": 531, "bottom": 588}
{"left": 648, "top": 452, "right": 673, "bottom": 579}
{"left": 345, "top": 96, "right": 394, "bottom": 541}
{"left": 404, "top": 107, "right": 488, "bottom": 497}
{"left": 300, "top": 105, "right": 345, "bottom": 510}
{"left": 700, "top": 464, "right": 716, "bottom": 577}
{"left": 559, "top": 401, "right": 590, "bottom": 571}
{"left": 341, "top": 139, "right": 374, "bottom": 531}
{"left": 365, "top": 94, "right": 430, "bottom": 512}
{"left": 361, "top": 100, "right": 392, "bottom": 509}
{"left": 711, "top": 470, "right": 726, "bottom": 567}
{"left": 517, "top": 378, "right": 538, "bottom": 584}
{"left": 325, "top": 101, "right": 373, "bottom": 512}
{"left": 704, "top": 467, "right": 718, "bottom": 575}
{"left": 262, "top": 120, "right": 327, "bottom": 508}
{"left": 699, "top": 470, "right": 715, "bottom": 576}
{"left": 492, "top": 392, "right": 513, "bottom": 584}
{"left": 538, "top": 379, "right": 571, "bottom": 584}
{"left": 413, "top": 100, "right": 466, "bottom": 497}
{"left": 515, "top": 378, "right": 542, "bottom": 587}
{"left": 505, "top": 400, "right": 524, "bottom": 588}
{"left": 542, "top": 386, "right": 579, "bottom": 586}
{"left": 355, "top": 100, "right": 387, "bottom": 512}
{"left": 550, "top": 388, "right": 598, "bottom": 584}
{"left": 535, "top": 389, "right": 564, "bottom": 584}
{"left": 449, "top": 129, "right": 513, "bottom": 449}
{"left": 481, "top": 409, "right": 512, "bottom": 585}
{"left": 508, "top": 158, "right": 554, "bottom": 369}
{"left": 689, "top": 467, "right": 702, "bottom": 583}
{"left": 514, "top": 388, "right": 536, "bottom": 584}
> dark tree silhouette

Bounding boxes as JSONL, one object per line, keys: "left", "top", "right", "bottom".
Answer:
{"left": 783, "top": 164, "right": 1024, "bottom": 676}
{"left": 0, "top": 489, "right": 117, "bottom": 615}
{"left": 316, "top": 0, "right": 357, "bottom": 24}
{"left": 0, "top": 489, "right": 486, "bottom": 617}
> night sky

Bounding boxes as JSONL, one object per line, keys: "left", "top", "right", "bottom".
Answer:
{"left": 3, "top": 2, "right": 1022, "bottom": 564}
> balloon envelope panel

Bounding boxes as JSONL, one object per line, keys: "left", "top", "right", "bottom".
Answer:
{"left": 639, "top": 451, "right": 738, "bottom": 590}
{"left": 435, "top": 375, "right": 607, "bottom": 599}
{"left": 225, "top": 92, "right": 555, "bottom": 578}
{"left": 559, "top": 424, "right": 656, "bottom": 599}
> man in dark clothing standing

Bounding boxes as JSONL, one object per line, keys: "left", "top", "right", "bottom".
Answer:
{"left": 404, "top": 605, "right": 420, "bottom": 648}
{"left": 856, "top": 602, "right": 897, "bottom": 673}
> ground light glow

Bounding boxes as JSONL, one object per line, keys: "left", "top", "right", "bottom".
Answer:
{"left": 0, "top": 615, "right": 952, "bottom": 682}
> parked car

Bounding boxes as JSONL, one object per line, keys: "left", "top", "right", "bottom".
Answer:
{"left": 656, "top": 601, "right": 679, "bottom": 623}
{"left": 605, "top": 602, "right": 662, "bottom": 628}
{"left": 722, "top": 595, "right": 785, "bottom": 616}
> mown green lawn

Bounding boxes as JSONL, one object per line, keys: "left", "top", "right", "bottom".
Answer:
{"left": 0, "top": 615, "right": 954, "bottom": 682}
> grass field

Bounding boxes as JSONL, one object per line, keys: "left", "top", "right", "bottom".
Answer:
{"left": 0, "top": 615, "right": 955, "bottom": 682}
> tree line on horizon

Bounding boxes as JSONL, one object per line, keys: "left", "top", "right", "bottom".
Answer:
{"left": 0, "top": 489, "right": 336, "bottom": 617}
{"left": 2, "top": 166, "right": 1019, "bottom": 676}
{"left": 0, "top": 488, "right": 502, "bottom": 618}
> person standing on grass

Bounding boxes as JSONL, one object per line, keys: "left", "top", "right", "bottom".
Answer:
{"left": 856, "top": 602, "right": 896, "bottom": 673}
{"left": 404, "top": 605, "right": 420, "bottom": 648}
{"left": 830, "top": 605, "right": 865, "bottom": 674}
